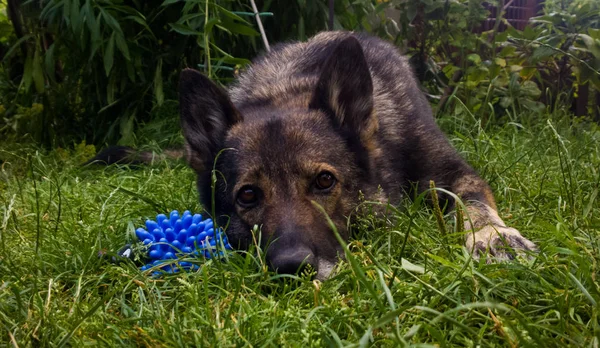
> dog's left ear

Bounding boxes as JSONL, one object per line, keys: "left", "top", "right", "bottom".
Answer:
{"left": 309, "top": 36, "right": 376, "bottom": 144}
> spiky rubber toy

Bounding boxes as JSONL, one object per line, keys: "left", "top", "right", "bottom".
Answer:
{"left": 133, "top": 210, "right": 232, "bottom": 274}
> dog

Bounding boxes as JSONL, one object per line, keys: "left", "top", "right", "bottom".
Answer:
{"left": 96, "top": 31, "right": 537, "bottom": 279}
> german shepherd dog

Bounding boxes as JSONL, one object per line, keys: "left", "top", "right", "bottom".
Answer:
{"left": 97, "top": 31, "right": 537, "bottom": 279}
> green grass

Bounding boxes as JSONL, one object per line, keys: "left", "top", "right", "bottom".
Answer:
{"left": 1, "top": 111, "right": 599, "bottom": 347}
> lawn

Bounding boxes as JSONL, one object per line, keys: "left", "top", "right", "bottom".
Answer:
{"left": 1, "top": 110, "right": 599, "bottom": 346}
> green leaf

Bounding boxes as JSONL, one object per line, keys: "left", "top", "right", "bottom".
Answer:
{"left": 510, "top": 65, "right": 523, "bottom": 73}
{"left": 40, "top": 0, "right": 63, "bottom": 21}
{"left": 494, "top": 58, "right": 506, "bottom": 68}
{"left": 467, "top": 53, "right": 481, "bottom": 65}
{"left": 125, "top": 15, "right": 154, "bottom": 37}
{"left": 531, "top": 45, "right": 556, "bottom": 62}
{"left": 204, "top": 18, "right": 220, "bottom": 33}
{"left": 115, "top": 34, "right": 130, "bottom": 60}
{"left": 568, "top": 272, "right": 597, "bottom": 306}
{"left": 521, "top": 80, "right": 541, "bottom": 98}
{"left": 71, "top": 0, "right": 81, "bottom": 33}
{"left": 298, "top": 16, "right": 305, "bottom": 41}
{"left": 373, "top": 307, "right": 410, "bottom": 328}
{"left": 214, "top": 4, "right": 250, "bottom": 23}
{"left": 126, "top": 60, "right": 135, "bottom": 82}
{"left": 44, "top": 43, "right": 56, "bottom": 82}
{"left": 118, "top": 111, "right": 136, "bottom": 146}
{"left": 578, "top": 34, "right": 600, "bottom": 59}
{"left": 577, "top": 63, "right": 596, "bottom": 84}
{"left": 499, "top": 45, "right": 516, "bottom": 57}
{"left": 2, "top": 35, "right": 34, "bottom": 63}
{"left": 84, "top": 2, "right": 100, "bottom": 45}
{"left": 520, "top": 98, "right": 545, "bottom": 113}
{"left": 583, "top": 188, "right": 598, "bottom": 219}
{"left": 154, "top": 59, "right": 164, "bottom": 106}
{"left": 100, "top": 8, "right": 123, "bottom": 35}
{"left": 591, "top": 75, "right": 600, "bottom": 91}
{"left": 104, "top": 33, "right": 115, "bottom": 76}
{"left": 218, "top": 19, "right": 259, "bottom": 37}
{"left": 500, "top": 96, "right": 513, "bottom": 108}
{"left": 220, "top": 56, "right": 251, "bottom": 65}
{"left": 32, "top": 47, "right": 45, "bottom": 93}
{"left": 106, "top": 73, "right": 116, "bottom": 105}
{"left": 169, "top": 23, "right": 201, "bottom": 36}
{"left": 22, "top": 53, "right": 33, "bottom": 91}
{"left": 64, "top": 0, "right": 72, "bottom": 26}
{"left": 401, "top": 258, "right": 424, "bottom": 274}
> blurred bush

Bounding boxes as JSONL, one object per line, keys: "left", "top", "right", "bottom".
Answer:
{"left": 0, "top": 0, "right": 260, "bottom": 147}
{"left": 0, "top": 0, "right": 599, "bottom": 148}
{"left": 386, "top": 0, "right": 600, "bottom": 123}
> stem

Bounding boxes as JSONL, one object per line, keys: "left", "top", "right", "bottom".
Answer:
{"left": 7, "top": 0, "right": 28, "bottom": 57}
{"left": 249, "top": 0, "right": 270, "bottom": 52}
{"left": 203, "top": 0, "right": 211, "bottom": 77}
{"left": 491, "top": 0, "right": 505, "bottom": 58}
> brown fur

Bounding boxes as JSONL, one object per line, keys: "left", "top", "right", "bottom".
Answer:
{"left": 178, "top": 31, "right": 537, "bottom": 279}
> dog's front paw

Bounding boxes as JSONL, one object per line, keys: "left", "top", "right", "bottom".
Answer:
{"left": 465, "top": 225, "right": 538, "bottom": 261}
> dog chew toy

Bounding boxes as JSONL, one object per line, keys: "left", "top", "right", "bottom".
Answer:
{"left": 133, "top": 210, "right": 232, "bottom": 273}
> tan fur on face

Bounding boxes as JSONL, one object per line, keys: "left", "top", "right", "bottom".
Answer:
{"left": 225, "top": 109, "right": 362, "bottom": 244}
{"left": 234, "top": 160, "right": 347, "bottom": 239}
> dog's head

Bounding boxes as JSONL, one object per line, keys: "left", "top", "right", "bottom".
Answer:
{"left": 179, "top": 37, "right": 378, "bottom": 279}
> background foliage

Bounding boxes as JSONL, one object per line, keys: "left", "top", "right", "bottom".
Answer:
{"left": 1, "top": 0, "right": 599, "bottom": 147}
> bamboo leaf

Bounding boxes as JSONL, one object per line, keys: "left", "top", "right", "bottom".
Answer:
{"left": 169, "top": 23, "right": 201, "bottom": 35}
{"left": 214, "top": 4, "right": 250, "bottom": 23}
{"left": 125, "top": 15, "right": 154, "bottom": 37}
{"left": 104, "top": 33, "right": 115, "bottom": 76}
{"left": 71, "top": 0, "right": 81, "bottom": 33}
{"left": 119, "top": 110, "right": 136, "bottom": 146}
{"left": 44, "top": 43, "right": 56, "bottom": 83}
{"left": 298, "top": 16, "right": 305, "bottom": 40}
{"left": 100, "top": 7, "right": 123, "bottom": 35}
{"left": 204, "top": 18, "right": 219, "bottom": 33}
{"left": 154, "top": 59, "right": 164, "bottom": 106}
{"left": 219, "top": 17, "right": 259, "bottom": 37}
{"left": 32, "top": 47, "right": 45, "bottom": 93}
{"left": 40, "top": 0, "right": 64, "bottom": 20}
{"left": 84, "top": 2, "right": 101, "bottom": 45}
{"left": 115, "top": 34, "right": 131, "bottom": 60}
{"left": 2, "top": 35, "right": 34, "bottom": 63}
{"left": 22, "top": 53, "right": 33, "bottom": 91}
{"left": 106, "top": 73, "right": 116, "bottom": 104}
{"left": 64, "top": 0, "right": 72, "bottom": 26}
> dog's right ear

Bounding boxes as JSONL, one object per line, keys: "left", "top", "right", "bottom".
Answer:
{"left": 179, "top": 69, "right": 242, "bottom": 172}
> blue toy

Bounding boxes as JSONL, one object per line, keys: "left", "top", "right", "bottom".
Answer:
{"left": 133, "top": 210, "right": 232, "bottom": 274}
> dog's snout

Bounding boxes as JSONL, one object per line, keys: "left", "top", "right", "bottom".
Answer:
{"left": 268, "top": 247, "right": 315, "bottom": 275}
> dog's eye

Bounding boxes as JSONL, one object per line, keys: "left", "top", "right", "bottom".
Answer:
{"left": 315, "top": 171, "right": 336, "bottom": 191}
{"left": 237, "top": 186, "right": 260, "bottom": 207}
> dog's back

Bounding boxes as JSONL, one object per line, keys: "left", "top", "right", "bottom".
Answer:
{"left": 228, "top": 31, "right": 456, "bottom": 204}
{"left": 230, "top": 31, "right": 426, "bottom": 118}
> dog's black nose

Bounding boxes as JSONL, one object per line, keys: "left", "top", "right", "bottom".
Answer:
{"left": 268, "top": 248, "right": 315, "bottom": 275}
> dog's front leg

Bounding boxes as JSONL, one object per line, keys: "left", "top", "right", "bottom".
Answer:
{"left": 451, "top": 174, "right": 538, "bottom": 260}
